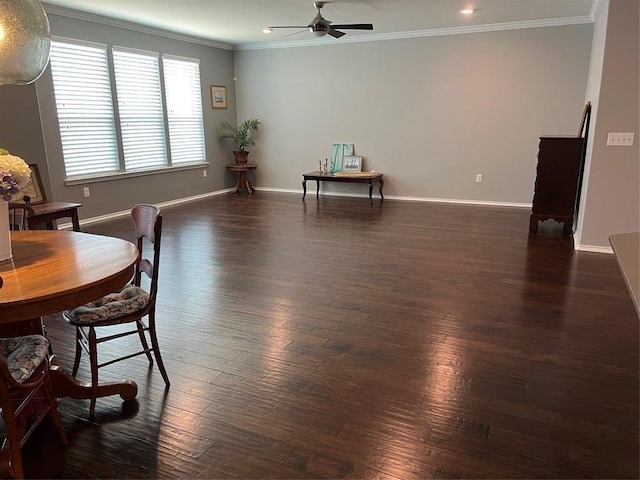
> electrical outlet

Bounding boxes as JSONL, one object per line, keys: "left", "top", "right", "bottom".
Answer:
{"left": 83, "top": 187, "right": 90, "bottom": 197}
{"left": 607, "top": 132, "right": 635, "bottom": 146}
{"left": 203, "top": 169, "right": 207, "bottom": 178}
{"left": 475, "top": 174, "right": 483, "bottom": 183}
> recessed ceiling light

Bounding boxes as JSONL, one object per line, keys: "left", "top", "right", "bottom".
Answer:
{"left": 460, "top": 8, "right": 474, "bottom": 15}
{"left": 263, "top": 28, "right": 273, "bottom": 34}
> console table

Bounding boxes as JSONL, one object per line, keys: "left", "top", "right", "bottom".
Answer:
{"left": 302, "top": 172, "right": 384, "bottom": 205}
{"left": 227, "top": 163, "right": 257, "bottom": 194}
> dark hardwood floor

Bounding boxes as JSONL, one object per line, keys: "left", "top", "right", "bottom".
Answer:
{"left": 13, "top": 192, "right": 640, "bottom": 479}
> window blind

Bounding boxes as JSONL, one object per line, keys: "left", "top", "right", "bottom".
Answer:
{"left": 112, "top": 48, "right": 167, "bottom": 171}
{"left": 49, "top": 40, "right": 119, "bottom": 177}
{"left": 163, "top": 56, "right": 206, "bottom": 165}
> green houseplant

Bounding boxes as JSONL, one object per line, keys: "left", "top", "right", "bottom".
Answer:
{"left": 217, "top": 118, "right": 261, "bottom": 164}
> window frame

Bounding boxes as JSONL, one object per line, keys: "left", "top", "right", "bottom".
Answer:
{"left": 49, "top": 37, "right": 208, "bottom": 184}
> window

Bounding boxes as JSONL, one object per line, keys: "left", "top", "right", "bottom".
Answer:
{"left": 163, "top": 56, "right": 205, "bottom": 165}
{"left": 49, "top": 40, "right": 119, "bottom": 177}
{"left": 113, "top": 47, "right": 167, "bottom": 171}
{"left": 49, "top": 38, "right": 206, "bottom": 180}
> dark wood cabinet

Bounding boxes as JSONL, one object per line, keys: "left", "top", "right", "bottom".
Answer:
{"left": 529, "top": 136, "right": 586, "bottom": 236}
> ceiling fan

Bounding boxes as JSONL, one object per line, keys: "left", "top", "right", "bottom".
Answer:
{"left": 267, "top": 1, "right": 373, "bottom": 39}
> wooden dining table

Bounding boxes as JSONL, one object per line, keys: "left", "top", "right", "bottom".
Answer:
{"left": 0, "top": 230, "right": 140, "bottom": 402}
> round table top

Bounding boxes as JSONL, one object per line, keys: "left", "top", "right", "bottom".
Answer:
{"left": 0, "top": 230, "right": 138, "bottom": 322}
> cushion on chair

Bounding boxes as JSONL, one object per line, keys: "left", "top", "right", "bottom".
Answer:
{"left": 0, "top": 335, "right": 50, "bottom": 383}
{"left": 64, "top": 285, "right": 150, "bottom": 325}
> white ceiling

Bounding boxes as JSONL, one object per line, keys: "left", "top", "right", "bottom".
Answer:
{"left": 41, "top": 0, "right": 596, "bottom": 49}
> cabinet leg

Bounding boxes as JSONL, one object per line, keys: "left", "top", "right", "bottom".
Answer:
{"left": 529, "top": 215, "right": 538, "bottom": 233}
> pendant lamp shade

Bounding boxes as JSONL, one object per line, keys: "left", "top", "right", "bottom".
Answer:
{"left": 0, "top": 0, "right": 51, "bottom": 85}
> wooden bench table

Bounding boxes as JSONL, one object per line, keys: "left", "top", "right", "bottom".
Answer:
{"left": 302, "top": 172, "right": 384, "bottom": 205}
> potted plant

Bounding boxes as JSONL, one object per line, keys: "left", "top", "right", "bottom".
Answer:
{"left": 217, "top": 118, "right": 261, "bottom": 164}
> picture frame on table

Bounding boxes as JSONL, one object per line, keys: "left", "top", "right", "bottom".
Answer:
{"left": 20, "top": 164, "right": 46, "bottom": 204}
{"left": 342, "top": 156, "right": 363, "bottom": 172}
{"left": 211, "top": 85, "right": 227, "bottom": 109}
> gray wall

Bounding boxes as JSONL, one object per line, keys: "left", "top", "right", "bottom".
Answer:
{"left": 0, "top": 84, "right": 51, "bottom": 199}
{"left": 235, "top": 25, "right": 593, "bottom": 204}
{"left": 576, "top": 0, "right": 640, "bottom": 250}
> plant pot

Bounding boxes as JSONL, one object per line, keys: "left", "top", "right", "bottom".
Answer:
{"left": 233, "top": 150, "right": 249, "bottom": 164}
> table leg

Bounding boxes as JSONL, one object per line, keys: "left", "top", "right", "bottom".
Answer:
{"left": 368, "top": 181, "right": 373, "bottom": 205}
{"left": 244, "top": 175, "right": 254, "bottom": 194}
{"left": 49, "top": 357, "right": 137, "bottom": 401}
{"left": 302, "top": 179, "right": 307, "bottom": 201}
{"left": 316, "top": 180, "right": 320, "bottom": 198}
{"left": 71, "top": 209, "right": 81, "bottom": 232}
{"left": 379, "top": 178, "right": 384, "bottom": 202}
{"left": 232, "top": 175, "right": 241, "bottom": 193}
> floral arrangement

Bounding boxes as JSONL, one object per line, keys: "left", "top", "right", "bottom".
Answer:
{"left": 0, "top": 148, "right": 32, "bottom": 201}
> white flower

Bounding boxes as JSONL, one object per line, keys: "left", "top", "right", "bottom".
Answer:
{"left": 0, "top": 151, "right": 32, "bottom": 201}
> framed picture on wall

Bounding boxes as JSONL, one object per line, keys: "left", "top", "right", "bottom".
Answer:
{"left": 342, "top": 156, "right": 363, "bottom": 172}
{"left": 211, "top": 85, "right": 227, "bottom": 109}
{"left": 19, "top": 164, "right": 46, "bottom": 204}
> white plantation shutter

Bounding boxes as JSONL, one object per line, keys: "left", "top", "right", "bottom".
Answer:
{"left": 163, "top": 56, "right": 205, "bottom": 165}
{"left": 50, "top": 40, "right": 206, "bottom": 179}
{"left": 112, "top": 48, "right": 167, "bottom": 171}
{"left": 49, "top": 40, "right": 119, "bottom": 177}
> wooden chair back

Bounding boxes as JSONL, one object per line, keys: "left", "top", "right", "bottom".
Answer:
{"left": 0, "top": 347, "right": 67, "bottom": 478}
{"left": 131, "top": 204, "right": 162, "bottom": 304}
{"left": 7, "top": 203, "right": 35, "bottom": 231}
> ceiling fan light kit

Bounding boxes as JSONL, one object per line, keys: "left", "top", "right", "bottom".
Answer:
{"left": 267, "top": 1, "right": 373, "bottom": 40}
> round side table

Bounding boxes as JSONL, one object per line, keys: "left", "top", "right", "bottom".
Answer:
{"left": 226, "top": 163, "right": 257, "bottom": 194}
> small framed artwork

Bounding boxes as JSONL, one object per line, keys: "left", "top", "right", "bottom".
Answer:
{"left": 20, "top": 164, "right": 46, "bottom": 204}
{"left": 342, "top": 156, "right": 363, "bottom": 172}
{"left": 211, "top": 85, "right": 227, "bottom": 109}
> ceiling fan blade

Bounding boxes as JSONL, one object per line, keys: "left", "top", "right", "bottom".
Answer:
{"left": 328, "top": 28, "right": 345, "bottom": 38}
{"left": 331, "top": 23, "right": 373, "bottom": 30}
{"left": 267, "top": 25, "right": 309, "bottom": 29}
{"left": 282, "top": 29, "right": 309, "bottom": 38}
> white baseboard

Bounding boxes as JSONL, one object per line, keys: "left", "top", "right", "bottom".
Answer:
{"left": 57, "top": 189, "right": 233, "bottom": 230}
{"left": 58, "top": 187, "right": 531, "bottom": 229}
{"left": 575, "top": 244, "right": 614, "bottom": 254}
{"left": 257, "top": 187, "right": 532, "bottom": 209}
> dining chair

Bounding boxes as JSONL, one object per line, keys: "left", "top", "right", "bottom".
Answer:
{"left": 63, "top": 204, "right": 170, "bottom": 417}
{"left": 0, "top": 335, "right": 67, "bottom": 479}
{"left": 7, "top": 202, "right": 33, "bottom": 231}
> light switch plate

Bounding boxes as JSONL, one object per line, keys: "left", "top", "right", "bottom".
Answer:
{"left": 607, "top": 132, "right": 635, "bottom": 146}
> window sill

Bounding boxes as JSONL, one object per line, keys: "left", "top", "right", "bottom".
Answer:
{"left": 65, "top": 162, "right": 209, "bottom": 186}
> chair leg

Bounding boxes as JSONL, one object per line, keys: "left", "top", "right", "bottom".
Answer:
{"left": 88, "top": 327, "right": 99, "bottom": 418}
{"left": 135, "top": 320, "right": 154, "bottom": 365}
{"left": 43, "top": 365, "right": 67, "bottom": 445}
{"left": 2, "top": 405, "right": 25, "bottom": 480}
{"left": 72, "top": 327, "right": 82, "bottom": 377}
{"left": 148, "top": 315, "right": 170, "bottom": 387}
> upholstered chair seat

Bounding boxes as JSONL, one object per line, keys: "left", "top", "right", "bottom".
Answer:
{"left": 0, "top": 335, "right": 51, "bottom": 383}
{"left": 64, "top": 286, "right": 150, "bottom": 326}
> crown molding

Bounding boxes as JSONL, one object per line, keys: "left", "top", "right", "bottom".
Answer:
{"left": 238, "top": 15, "right": 594, "bottom": 51}
{"left": 43, "top": 4, "right": 235, "bottom": 50}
